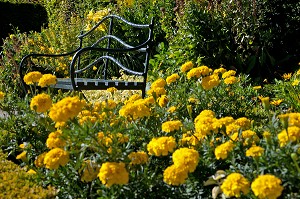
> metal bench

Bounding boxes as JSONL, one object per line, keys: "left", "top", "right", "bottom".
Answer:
{"left": 19, "top": 14, "right": 154, "bottom": 97}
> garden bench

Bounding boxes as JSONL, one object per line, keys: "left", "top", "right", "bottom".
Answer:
{"left": 19, "top": 14, "right": 154, "bottom": 97}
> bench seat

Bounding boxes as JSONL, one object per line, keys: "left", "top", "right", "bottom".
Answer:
{"left": 53, "top": 78, "right": 145, "bottom": 91}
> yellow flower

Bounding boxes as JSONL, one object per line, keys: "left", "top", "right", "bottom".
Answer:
{"left": 201, "top": 74, "right": 220, "bottom": 90}
{"left": 186, "top": 66, "right": 212, "bottom": 79}
{"left": 128, "top": 151, "right": 149, "bottom": 165}
{"left": 260, "top": 96, "right": 270, "bottom": 110}
{"left": 162, "top": 120, "right": 183, "bottom": 133}
{"left": 158, "top": 95, "right": 168, "bottom": 107}
{"left": 168, "top": 106, "right": 177, "bottom": 113}
{"left": 224, "top": 76, "right": 237, "bottom": 85}
{"left": 34, "top": 152, "right": 47, "bottom": 168}
{"left": 214, "top": 141, "right": 234, "bottom": 160}
{"left": 245, "top": 145, "right": 264, "bottom": 157}
{"left": 16, "top": 151, "right": 27, "bottom": 161}
{"left": 107, "top": 87, "right": 117, "bottom": 94}
{"left": 166, "top": 73, "right": 180, "bottom": 84}
{"left": 49, "top": 96, "right": 86, "bottom": 123}
{"left": 0, "top": 91, "right": 5, "bottom": 100}
{"left": 282, "top": 73, "right": 292, "bottom": 80}
{"left": 46, "top": 130, "right": 66, "bottom": 149}
{"left": 222, "top": 70, "right": 236, "bottom": 79}
{"left": 23, "top": 71, "right": 43, "bottom": 85}
{"left": 188, "top": 97, "right": 198, "bottom": 103}
{"left": 278, "top": 126, "right": 300, "bottom": 147}
{"left": 172, "top": 147, "right": 199, "bottom": 173}
{"left": 234, "top": 117, "right": 251, "bottom": 130}
{"left": 98, "top": 162, "right": 129, "bottom": 187}
{"left": 221, "top": 173, "right": 250, "bottom": 198}
{"left": 163, "top": 164, "right": 189, "bottom": 186}
{"left": 80, "top": 160, "right": 100, "bottom": 183}
{"left": 30, "top": 93, "right": 52, "bottom": 113}
{"left": 213, "top": 67, "right": 227, "bottom": 74}
{"left": 292, "top": 79, "right": 300, "bottom": 86}
{"left": 270, "top": 99, "right": 283, "bottom": 106}
{"left": 251, "top": 174, "right": 283, "bottom": 199}
{"left": 180, "top": 61, "right": 194, "bottom": 72}
{"left": 44, "top": 148, "right": 70, "bottom": 170}
{"left": 38, "top": 74, "right": 57, "bottom": 87}
{"left": 27, "top": 169, "right": 37, "bottom": 175}
{"left": 147, "top": 136, "right": 176, "bottom": 156}
{"left": 253, "top": 86, "right": 262, "bottom": 90}
{"left": 119, "top": 98, "right": 151, "bottom": 120}
{"left": 241, "top": 130, "right": 260, "bottom": 146}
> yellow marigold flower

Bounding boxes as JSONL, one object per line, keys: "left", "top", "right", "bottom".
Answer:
{"left": 187, "top": 66, "right": 212, "bottom": 79}
{"left": 38, "top": 74, "right": 57, "bottom": 87}
{"left": 49, "top": 96, "right": 86, "bottom": 123}
{"left": 0, "top": 91, "right": 5, "bottom": 100}
{"left": 162, "top": 120, "right": 183, "bottom": 133}
{"left": 168, "top": 106, "right": 177, "bottom": 113}
{"left": 158, "top": 95, "right": 168, "bottom": 107}
{"left": 180, "top": 61, "right": 194, "bottom": 72}
{"left": 172, "top": 147, "right": 199, "bottom": 173}
{"left": 201, "top": 74, "right": 220, "bottom": 90}
{"left": 263, "top": 131, "right": 271, "bottom": 139}
{"left": 44, "top": 148, "right": 69, "bottom": 170}
{"left": 221, "top": 173, "right": 250, "bottom": 198}
{"left": 245, "top": 145, "right": 264, "bottom": 157}
{"left": 46, "top": 130, "right": 66, "bottom": 149}
{"left": 214, "top": 141, "right": 235, "bottom": 160}
{"left": 27, "top": 169, "right": 37, "bottom": 174}
{"left": 147, "top": 136, "right": 176, "bottom": 156}
{"left": 163, "top": 164, "right": 189, "bottom": 186}
{"left": 242, "top": 130, "right": 260, "bottom": 146}
{"left": 119, "top": 98, "right": 151, "bottom": 120}
{"left": 213, "top": 116, "right": 235, "bottom": 130}
{"left": 195, "top": 110, "right": 215, "bottom": 122}
{"left": 234, "top": 117, "right": 251, "bottom": 130}
{"left": 34, "top": 152, "right": 47, "bottom": 168}
{"left": 30, "top": 93, "right": 52, "bottom": 113}
{"left": 107, "top": 87, "right": 117, "bottom": 94}
{"left": 222, "top": 70, "right": 236, "bottom": 79}
{"left": 16, "top": 151, "right": 27, "bottom": 161}
{"left": 226, "top": 123, "right": 241, "bottom": 135}
{"left": 80, "top": 160, "right": 100, "bottom": 183}
{"left": 270, "top": 99, "right": 283, "bottom": 106}
{"left": 278, "top": 126, "right": 300, "bottom": 147}
{"left": 98, "top": 162, "right": 129, "bottom": 187}
{"left": 253, "top": 86, "right": 262, "bottom": 90}
{"left": 116, "top": 133, "right": 129, "bottom": 144}
{"left": 213, "top": 67, "right": 227, "bottom": 74}
{"left": 194, "top": 116, "right": 216, "bottom": 137}
{"left": 282, "top": 73, "right": 292, "bottom": 80}
{"left": 147, "top": 87, "right": 167, "bottom": 97}
{"left": 150, "top": 78, "right": 167, "bottom": 89}
{"left": 128, "top": 151, "right": 149, "bottom": 165}
{"left": 224, "top": 76, "right": 237, "bottom": 85}
{"left": 125, "top": 94, "right": 142, "bottom": 104}
{"left": 251, "top": 174, "right": 283, "bottom": 199}
{"left": 166, "top": 73, "right": 180, "bottom": 84}
{"left": 180, "top": 133, "right": 201, "bottom": 146}
{"left": 23, "top": 71, "right": 43, "bottom": 85}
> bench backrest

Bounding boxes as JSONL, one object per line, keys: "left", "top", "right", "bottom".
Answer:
{"left": 71, "top": 14, "right": 154, "bottom": 83}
